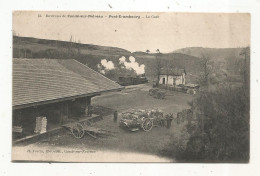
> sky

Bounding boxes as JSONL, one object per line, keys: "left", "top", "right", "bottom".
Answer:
{"left": 13, "top": 11, "right": 250, "bottom": 53}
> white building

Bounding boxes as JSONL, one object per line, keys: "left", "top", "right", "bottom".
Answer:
{"left": 159, "top": 68, "right": 186, "bottom": 86}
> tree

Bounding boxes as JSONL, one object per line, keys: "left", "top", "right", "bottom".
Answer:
{"left": 163, "top": 59, "right": 175, "bottom": 88}
{"left": 183, "top": 85, "right": 249, "bottom": 162}
{"left": 198, "top": 54, "right": 213, "bottom": 87}
{"left": 165, "top": 60, "right": 170, "bottom": 88}
{"left": 67, "top": 35, "right": 76, "bottom": 58}
{"left": 162, "top": 48, "right": 250, "bottom": 162}
{"left": 146, "top": 49, "right": 150, "bottom": 53}
{"left": 178, "top": 50, "right": 250, "bottom": 162}
{"left": 154, "top": 49, "right": 162, "bottom": 86}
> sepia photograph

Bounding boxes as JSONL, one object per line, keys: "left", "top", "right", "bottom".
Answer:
{"left": 12, "top": 11, "right": 250, "bottom": 163}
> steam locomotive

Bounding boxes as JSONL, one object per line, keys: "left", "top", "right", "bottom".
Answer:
{"left": 118, "top": 74, "right": 148, "bottom": 86}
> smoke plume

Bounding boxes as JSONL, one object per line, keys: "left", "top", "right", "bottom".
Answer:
{"left": 97, "top": 59, "right": 115, "bottom": 74}
{"left": 119, "top": 56, "right": 145, "bottom": 75}
{"left": 100, "top": 59, "right": 115, "bottom": 70}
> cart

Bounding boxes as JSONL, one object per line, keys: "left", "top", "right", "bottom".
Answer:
{"left": 119, "top": 109, "right": 168, "bottom": 132}
{"left": 141, "top": 113, "right": 174, "bottom": 131}
{"left": 62, "top": 120, "right": 114, "bottom": 139}
{"left": 149, "top": 88, "right": 159, "bottom": 96}
{"left": 149, "top": 88, "right": 166, "bottom": 99}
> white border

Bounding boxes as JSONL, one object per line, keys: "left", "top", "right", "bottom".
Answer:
{"left": 1, "top": 0, "right": 260, "bottom": 176}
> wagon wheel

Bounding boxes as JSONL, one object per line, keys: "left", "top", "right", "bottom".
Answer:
{"left": 72, "top": 123, "right": 85, "bottom": 139}
{"left": 141, "top": 118, "right": 153, "bottom": 132}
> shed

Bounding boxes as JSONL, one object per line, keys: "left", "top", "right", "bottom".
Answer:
{"left": 159, "top": 68, "right": 186, "bottom": 86}
{"left": 13, "top": 58, "right": 123, "bottom": 137}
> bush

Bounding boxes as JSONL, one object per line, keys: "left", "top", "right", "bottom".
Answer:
{"left": 161, "top": 83, "right": 249, "bottom": 162}
{"left": 159, "top": 126, "right": 190, "bottom": 159}
{"left": 181, "top": 84, "right": 249, "bottom": 162}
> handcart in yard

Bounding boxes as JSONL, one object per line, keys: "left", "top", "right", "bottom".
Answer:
{"left": 148, "top": 88, "right": 166, "bottom": 99}
{"left": 62, "top": 120, "right": 114, "bottom": 139}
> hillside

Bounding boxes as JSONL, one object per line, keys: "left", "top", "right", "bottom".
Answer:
{"left": 173, "top": 47, "right": 245, "bottom": 60}
{"left": 13, "top": 36, "right": 204, "bottom": 82}
{"left": 13, "top": 36, "right": 133, "bottom": 71}
{"left": 13, "top": 36, "right": 132, "bottom": 56}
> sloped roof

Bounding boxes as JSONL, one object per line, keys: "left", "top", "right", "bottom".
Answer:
{"left": 160, "top": 68, "right": 186, "bottom": 76}
{"left": 13, "top": 58, "right": 123, "bottom": 108}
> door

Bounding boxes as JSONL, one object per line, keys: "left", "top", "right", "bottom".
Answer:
{"left": 162, "top": 77, "right": 166, "bottom": 84}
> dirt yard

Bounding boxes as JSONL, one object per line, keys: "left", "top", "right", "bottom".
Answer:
{"left": 92, "top": 83, "right": 192, "bottom": 114}
{"left": 14, "top": 84, "right": 193, "bottom": 161}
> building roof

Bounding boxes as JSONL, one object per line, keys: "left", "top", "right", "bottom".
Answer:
{"left": 13, "top": 58, "right": 123, "bottom": 108}
{"left": 160, "top": 68, "right": 186, "bottom": 76}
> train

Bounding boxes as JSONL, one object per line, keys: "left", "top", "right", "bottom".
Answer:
{"left": 118, "top": 74, "right": 148, "bottom": 86}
